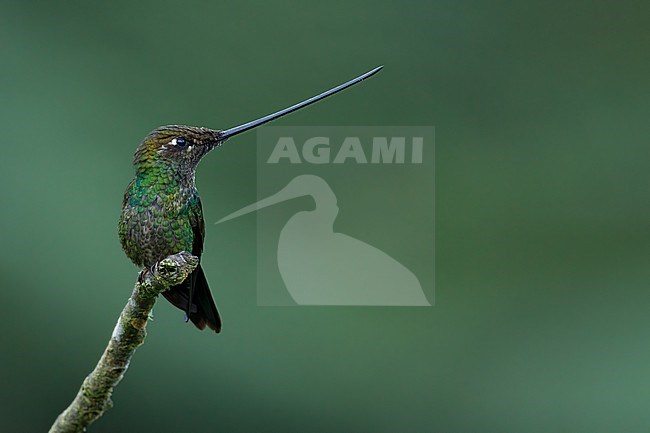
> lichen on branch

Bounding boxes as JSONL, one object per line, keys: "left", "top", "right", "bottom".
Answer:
{"left": 49, "top": 251, "right": 199, "bottom": 433}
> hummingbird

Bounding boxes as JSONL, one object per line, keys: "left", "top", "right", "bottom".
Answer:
{"left": 118, "top": 66, "right": 383, "bottom": 333}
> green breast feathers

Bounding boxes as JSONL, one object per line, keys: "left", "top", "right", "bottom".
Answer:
{"left": 118, "top": 172, "right": 203, "bottom": 268}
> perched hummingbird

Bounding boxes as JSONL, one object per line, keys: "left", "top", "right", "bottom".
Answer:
{"left": 118, "top": 66, "right": 383, "bottom": 333}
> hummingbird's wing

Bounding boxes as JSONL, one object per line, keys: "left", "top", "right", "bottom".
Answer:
{"left": 162, "top": 194, "right": 222, "bottom": 332}
{"left": 190, "top": 195, "right": 206, "bottom": 258}
{"left": 188, "top": 195, "right": 222, "bottom": 332}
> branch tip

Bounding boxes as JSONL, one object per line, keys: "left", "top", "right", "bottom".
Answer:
{"left": 48, "top": 252, "right": 197, "bottom": 433}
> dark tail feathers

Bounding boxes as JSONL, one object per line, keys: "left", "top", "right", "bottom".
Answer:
{"left": 162, "top": 265, "right": 222, "bottom": 333}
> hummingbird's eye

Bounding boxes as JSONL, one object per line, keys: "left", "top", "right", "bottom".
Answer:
{"left": 176, "top": 137, "right": 187, "bottom": 147}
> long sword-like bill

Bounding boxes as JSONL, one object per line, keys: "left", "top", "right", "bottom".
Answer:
{"left": 220, "top": 65, "right": 383, "bottom": 141}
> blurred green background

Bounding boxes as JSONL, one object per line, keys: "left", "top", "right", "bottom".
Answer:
{"left": 1, "top": 1, "right": 649, "bottom": 432}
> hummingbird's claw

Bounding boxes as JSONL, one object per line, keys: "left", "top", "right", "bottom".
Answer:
{"left": 137, "top": 264, "right": 157, "bottom": 284}
{"left": 137, "top": 269, "right": 146, "bottom": 284}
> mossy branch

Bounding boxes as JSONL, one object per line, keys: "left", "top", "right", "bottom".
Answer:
{"left": 48, "top": 251, "right": 199, "bottom": 433}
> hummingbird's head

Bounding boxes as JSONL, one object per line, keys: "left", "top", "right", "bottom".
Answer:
{"left": 134, "top": 125, "right": 224, "bottom": 173}
{"left": 130, "top": 66, "right": 383, "bottom": 174}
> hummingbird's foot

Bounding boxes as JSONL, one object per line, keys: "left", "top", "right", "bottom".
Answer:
{"left": 184, "top": 312, "right": 190, "bottom": 323}
{"left": 137, "top": 269, "right": 146, "bottom": 284}
{"left": 137, "top": 264, "right": 158, "bottom": 284}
